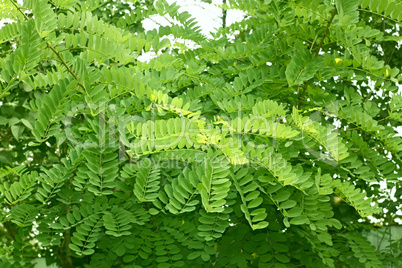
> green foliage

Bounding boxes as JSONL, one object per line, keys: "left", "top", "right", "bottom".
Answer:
{"left": 133, "top": 160, "right": 161, "bottom": 202}
{"left": 0, "top": 0, "right": 401, "bottom": 267}
{"left": 285, "top": 48, "right": 323, "bottom": 86}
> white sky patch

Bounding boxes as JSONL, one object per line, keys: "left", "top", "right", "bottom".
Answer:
{"left": 142, "top": 14, "right": 173, "bottom": 32}
{"left": 139, "top": 0, "right": 245, "bottom": 62}
{"left": 143, "top": 0, "right": 245, "bottom": 36}
{"left": 395, "top": 126, "right": 402, "bottom": 137}
{"left": 0, "top": 18, "right": 15, "bottom": 28}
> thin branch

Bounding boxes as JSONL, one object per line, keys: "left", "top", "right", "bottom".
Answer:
{"left": 358, "top": 8, "right": 399, "bottom": 24}
{"left": 314, "top": 8, "right": 337, "bottom": 57}
{"left": 222, "top": 0, "right": 227, "bottom": 28}
{"left": 46, "top": 44, "right": 87, "bottom": 92}
{"left": 297, "top": 7, "right": 337, "bottom": 109}
{"left": 9, "top": 0, "right": 86, "bottom": 92}
{"left": 10, "top": 0, "right": 133, "bottom": 163}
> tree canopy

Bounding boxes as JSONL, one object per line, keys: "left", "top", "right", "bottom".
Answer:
{"left": 0, "top": 0, "right": 401, "bottom": 267}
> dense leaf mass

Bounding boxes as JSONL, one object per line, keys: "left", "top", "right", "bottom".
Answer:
{"left": 0, "top": 0, "right": 401, "bottom": 267}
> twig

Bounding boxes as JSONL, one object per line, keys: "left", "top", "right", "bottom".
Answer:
{"left": 222, "top": 0, "right": 227, "bottom": 28}
{"left": 297, "top": 7, "right": 337, "bottom": 109}
{"left": 314, "top": 8, "right": 337, "bottom": 57}
{"left": 10, "top": 0, "right": 133, "bottom": 162}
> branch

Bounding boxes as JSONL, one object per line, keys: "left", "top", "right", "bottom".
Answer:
{"left": 314, "top": 7, "right": 337, "bottom": 57}
{"left": 56, "top": 206, "right": 73, "bottom": 268}
{"left": 46, "top": 44, "right": 87, "bottom": 92}
{"left": 222, "top": 0, "right": 227, "bottom": 28}
{"left": 9, "top": 0, "right": 86, "bottom": 91}
{"left": 297, "top": 7, "right": 337, "bottom": 109}
{"left": 10, "top": 0, "right": 133, "bottom": 163}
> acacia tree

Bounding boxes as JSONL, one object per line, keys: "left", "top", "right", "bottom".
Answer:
{"left": 0, "top": 0, "right": 401, "bottom": 267}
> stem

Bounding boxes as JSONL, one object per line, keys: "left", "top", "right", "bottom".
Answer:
{"left": 46, "top": 43, "right": 86, "bottom": 92}
{"left": 56, "top": 205, "right": 73, "bottom": 268}
{"left": 57, "top": 229, "right": 73, "bottom": 268}
{"left": 297, "top": 7, "right": 337, "bottom": 109}
{"left": 314, "top": 8, "right": 337, "bottom": 57}
{"left": 222, "top": 0, "right": 227, "bottom": 28}
{"left": 10, "top": 0, "right": 133, "bottom": 163}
